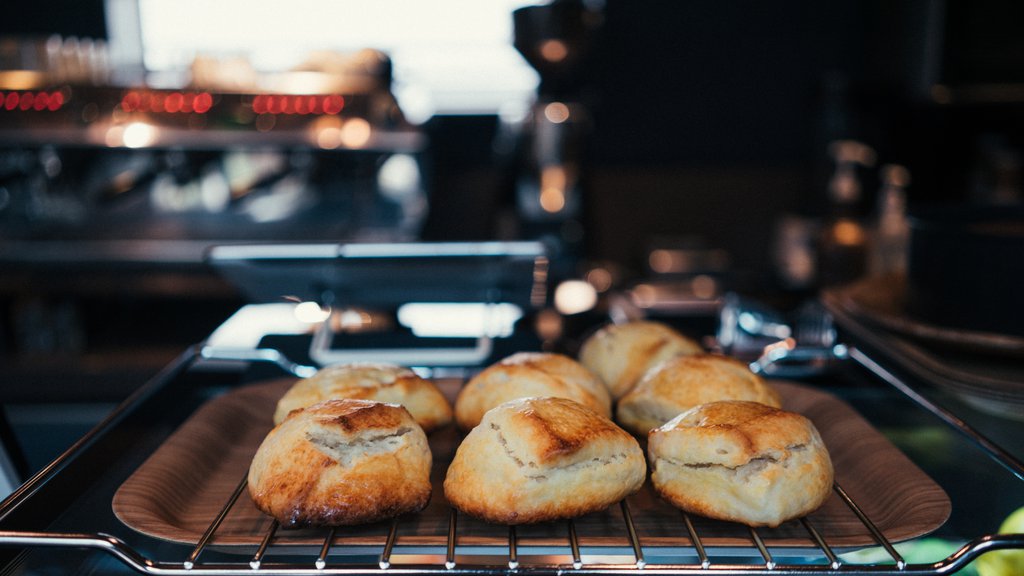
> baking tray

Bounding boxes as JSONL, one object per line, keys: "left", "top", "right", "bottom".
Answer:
{"left": 112, "top": 378, "right": 951, "bottom": 551}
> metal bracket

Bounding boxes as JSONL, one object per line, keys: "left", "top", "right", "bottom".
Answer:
{"left": 307, "top": 320, "right": 493, "bottom": 368}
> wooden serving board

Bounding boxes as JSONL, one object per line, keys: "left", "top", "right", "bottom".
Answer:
{"left": 112, "top": 378, "right": 950, "bottom": 550}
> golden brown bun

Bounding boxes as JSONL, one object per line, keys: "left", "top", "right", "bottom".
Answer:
{"left": 273, "top": 363, "right": 452, "bottom": 432}
{"left": 648, "top": 400, "right": 833, "bottom": 528}
{"left": 249, "top": 399, "right": 432, "bottom": 527}
{"left": 444, "top": 396, "right": 645, "bottom": 524}
{"left": 454, "top": 352, "right": 612, "bottom": 431}
{"left": 578, "top": 321, "right": 703, "bottom": 399}
{"left": 616, "top": 354, "right": 781, "bottom": 436}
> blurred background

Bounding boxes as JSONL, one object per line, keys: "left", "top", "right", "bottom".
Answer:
{"left": 0, "top": 0, "right": 1022, "bottom": 474}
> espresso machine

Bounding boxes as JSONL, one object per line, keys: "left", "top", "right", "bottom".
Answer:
{"left": 508, "top": 0, "right": 603, "bottom": 267}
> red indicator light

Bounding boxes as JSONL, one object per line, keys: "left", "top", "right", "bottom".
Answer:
{"left": 323, "top": 95, "right": 344, "bottom": 115}
{"left": 4, "top": 92, "right": 18, "bottom": 111}
{"left": 18, "top": 92, "right": 33, "bottom": 111}
{"left": 295, "top": 96, "right": 309, "bottom": 115}
{"left": 122, "top": 91, "right": 141, "bottom": 112}
{"left": 48, "top": 91, "right": 64, "bottom": 111}
{"left": 194, "top": 92, "right": 212, "bottom": 113}
{"left": 165, "top": 92, "right": 184, "bottom": 113}
{"left": 33, "top": 92, "right": 48, "bottom": 111}
{"left": 252, "top": 94, "right": 266, "bottom": 114}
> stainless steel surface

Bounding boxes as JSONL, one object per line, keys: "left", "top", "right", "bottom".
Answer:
{"left": 205, "top": 241, "right": 550, "bottom": 309}
{"left": 199, "top": 345, "right": 318, "bottom": 379}
{"left": 750, "top": 344, "right": 849, "bottom": 379}
{"left": 308, "top": 318, "right": 494, "bottom": 368}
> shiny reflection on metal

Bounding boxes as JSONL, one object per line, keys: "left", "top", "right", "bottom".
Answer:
{"left": 748, "top": 528, "right": 775, "bottom": 571}
{"left": 531, "top": 256, "right": 550, "bottom": 309}
{"left": 800, "top": 518, "right": 840, "bottom": 570}
{"left": 2, "top": 530, "right": 1024, "bottom": 574}
{"left": 680, "top": 513, "right": 709, "bottom": 569}
{"left": 186, "top": 474, "right": 249, "bottom": 569}
{"left": 848, "top": 346, "right": 1024, "bottom": 482}
{"left": 738, "top": 312, "right": 792, "bottom": 340}
{"left": 309, "top": 317, "right": 493, "bottom": 367}
{"left": 251, "top": 520, "right": 279, "bottom": 569}
{"left": 445, "top": 508, "right": 457, "bottom": 569}
{"left": 619, "top": 500, "right": 645, "bottom": 569}
{"left": 199, "top": 345, "right": 318, "bottom": 378}
{"left": 833, "top": 483, "right": 905, "bottom": 570}
{"left": 317, "top": 528, "right": 336, "bottom": 570}
{"left": 750, "top": 344, "right": 848, "bottom": 379}
{"left": 508, "top": 525, "right": 519, "bottom": 569}
{"left": 380, "top": 520, "right": 399, "bottom": 569}
{"left": 568, "top": 520, "right": 582, "bottom": 569}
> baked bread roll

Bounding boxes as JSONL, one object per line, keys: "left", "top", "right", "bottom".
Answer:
{"left": 249, "top": 399, "right": 432, "bottom": 527}
{"left": 454, "top": 352, "right": 611, "bottom": 430}
{"left": 579, "top": 320, "right": 703, "bottom": 399}
{"left": 616, "top": 354, "right": 781, "bottom": 436}
{"left": 444, "top": 396, "right": 645, "bottom": 524}
{"left": 273, "top": 362, "right": 452, "bottom": 432}
{"left": 648, "top": 400, "right": 833, "bottom": 528}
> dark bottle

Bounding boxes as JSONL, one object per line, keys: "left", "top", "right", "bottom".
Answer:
{"left": 817, "top": 140, "right": 875, "bottom": 288}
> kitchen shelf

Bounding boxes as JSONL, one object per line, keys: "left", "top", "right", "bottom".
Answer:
{"left": 0, "top": 124, "right": 426, "bottom": 153}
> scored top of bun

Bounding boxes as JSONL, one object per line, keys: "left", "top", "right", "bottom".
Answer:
{"left": 454, "top": 352, "right": 611, "bottom": 430}
{"left": 249, "top": 399, "right": 433, "bottom": 527}
{"left": 578, "top": 320, "right": 703, "bottom": 399}
{"left": 616, "top": 354, "right": 781, "bottom": 436}
{"left": 648, "top": 400, "right": 834, "bottom": 527}
{"left": 444, "top": 396, "right": 645, "bottom": 525}
{"left": 273, "top": 362, "right": 452, "bottom": 432}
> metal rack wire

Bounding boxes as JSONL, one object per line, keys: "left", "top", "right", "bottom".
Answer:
{"left": 99, "top": 475, "right": 1022, "bottom": 576}
{"left": 2, "top": 469, "right": 1023, "bottom": 576}
{"left": 0, "top": 344, "right": 1023, "bottom": 575}
{"left": 1, "top": 487, "right": 1022, "bottom": 575}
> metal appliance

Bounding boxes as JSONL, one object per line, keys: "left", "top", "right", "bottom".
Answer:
{"left": 0, "top": 261, "right": 1021, "bottom": 574}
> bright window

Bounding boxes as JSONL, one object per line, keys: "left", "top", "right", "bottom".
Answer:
{"left": 134, "top": 0, "right": 539, "bottom": 119}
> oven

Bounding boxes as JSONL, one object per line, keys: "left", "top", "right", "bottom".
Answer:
{"left": 0, "top": 240, "right": 1021, "bottom": 576}
{"left": 2, "top": 2, "right": 1024, "bottom": 575}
